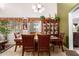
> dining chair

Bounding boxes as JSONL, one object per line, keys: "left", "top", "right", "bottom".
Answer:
{"left": 38, "top": 35, "right": 50, "bottom": 56}
{"left": 52, "top": 33, "right": 64, "bottom": 51}
{"left": 22, "top": 35, "right": 35, "bottom": 56}
{"left": 14, "top": 32, "right": 22, "bottom": 52}
{"left": 59, "top": 33, "right": 64, "bottom": 51}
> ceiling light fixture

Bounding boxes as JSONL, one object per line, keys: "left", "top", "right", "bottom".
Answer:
{"left": 32, "top": 3, "right": 45, "bottom": 13}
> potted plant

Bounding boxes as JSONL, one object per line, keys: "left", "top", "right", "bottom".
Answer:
{"left": 77, "top": 26, "right": 79, "bottom": 32}
{"left": 0, "top": 21, "right": 11, "bottom": 41}
{"left": 65, "top": 36, "right": 69, "bottom": 48}
{"left": 40, "top": 15, "right": 45, "bottom": 22}
{"left": 55, "top": 14, "right": 60, "bottom": 21}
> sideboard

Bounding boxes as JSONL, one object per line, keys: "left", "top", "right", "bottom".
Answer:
{"left": 73, "top": 32, "right": 79, "bottom": 47}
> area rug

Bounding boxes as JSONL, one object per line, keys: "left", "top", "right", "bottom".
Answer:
{"left": 66, "top": 50, "right": 79, "bottom": 56}
{"left": 0, "top": 44, "right": 14, "bottom": 54}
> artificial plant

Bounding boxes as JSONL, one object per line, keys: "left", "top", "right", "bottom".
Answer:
{"left": 0, "top": 21, "right": 11, "bottom": 40}
{"left": 77, "top": 26, "right": 79, "bottom": 32}
{"left": 40, "top": 15, "right": 45, "bottom": 20}
{"left": 55, "top": 14, "right": 60, "bottom": 21}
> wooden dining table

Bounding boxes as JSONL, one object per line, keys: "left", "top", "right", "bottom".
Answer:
{"left": 14, "top": 33, "right": 60, "bottom": 51}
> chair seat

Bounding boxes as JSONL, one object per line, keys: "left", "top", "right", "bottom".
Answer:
{"left": 14, "top": 39, "right": 22, "bottom": 44}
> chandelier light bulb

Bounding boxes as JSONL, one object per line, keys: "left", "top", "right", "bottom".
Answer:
{"left": 37, "top": 4, "right": 41, "bottom": 8}
{"left": 39, "top": 10, "right": 42, "bottom": 13}
{"left": 32, "top": 5, "right": 36, "bottom": 9}
{"left": 39, "top": 7, "right": 45, "bottom": 13}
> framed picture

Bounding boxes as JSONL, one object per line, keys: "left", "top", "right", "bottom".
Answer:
{"left": 23, "top": 23, "right": 27, "bottom": 30}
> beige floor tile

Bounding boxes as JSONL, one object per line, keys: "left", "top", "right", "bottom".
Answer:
{"left": 0, "top": 45, "right": 66, "bottom": 56}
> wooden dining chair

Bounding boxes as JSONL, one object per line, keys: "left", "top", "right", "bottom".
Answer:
{"left": 38, "top": 35, "right": 50, "bottom": 56}
{"left": 59, "top": 33, "right": 64, "bottom": 51}
{"left": 14, "top": 32, "right": 22, "bottom": 52}
{"left": 52, "top": 33, "right": 64, "bottom": 51}
{"left": 22, "top": 35, "right": 35, "bottom": 56}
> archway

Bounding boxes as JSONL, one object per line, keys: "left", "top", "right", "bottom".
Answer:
{"left": 69, "top": 4, "right": 79, "bottom": 50}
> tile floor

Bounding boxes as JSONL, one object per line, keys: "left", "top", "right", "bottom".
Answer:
{"left": 0, "top": 45, "right": 66, "bottom": 56}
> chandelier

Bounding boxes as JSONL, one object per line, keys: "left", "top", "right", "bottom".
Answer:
{"left": 32, "top": 3, "right": 45, "bottom": 13}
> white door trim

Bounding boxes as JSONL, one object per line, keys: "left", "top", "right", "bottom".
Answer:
{"left": 68, "top": 13, "right": 73, "bottom": 50}
{"left": 68, "top": 4, "right": 79, "bottom": 50}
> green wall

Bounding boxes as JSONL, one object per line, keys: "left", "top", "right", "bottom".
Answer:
{"left": 57, "top": 3, "right": 76, "bottom": 46}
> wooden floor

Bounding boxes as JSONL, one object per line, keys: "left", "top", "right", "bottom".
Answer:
{"left": 0, "top": 45, "right": 66, "bottom": 56}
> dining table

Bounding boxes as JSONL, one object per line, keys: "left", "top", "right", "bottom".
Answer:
{"left": 14, "top": 33, "right": 60, "bottom": 51}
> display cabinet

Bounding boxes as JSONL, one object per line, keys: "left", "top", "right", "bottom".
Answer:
{"left": 42, "top": 18, "right": 60, "bottom": 37}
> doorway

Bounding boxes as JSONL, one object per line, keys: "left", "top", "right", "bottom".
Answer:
{"left": 69, "top": 4, "right": 79, "bottom": 50}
